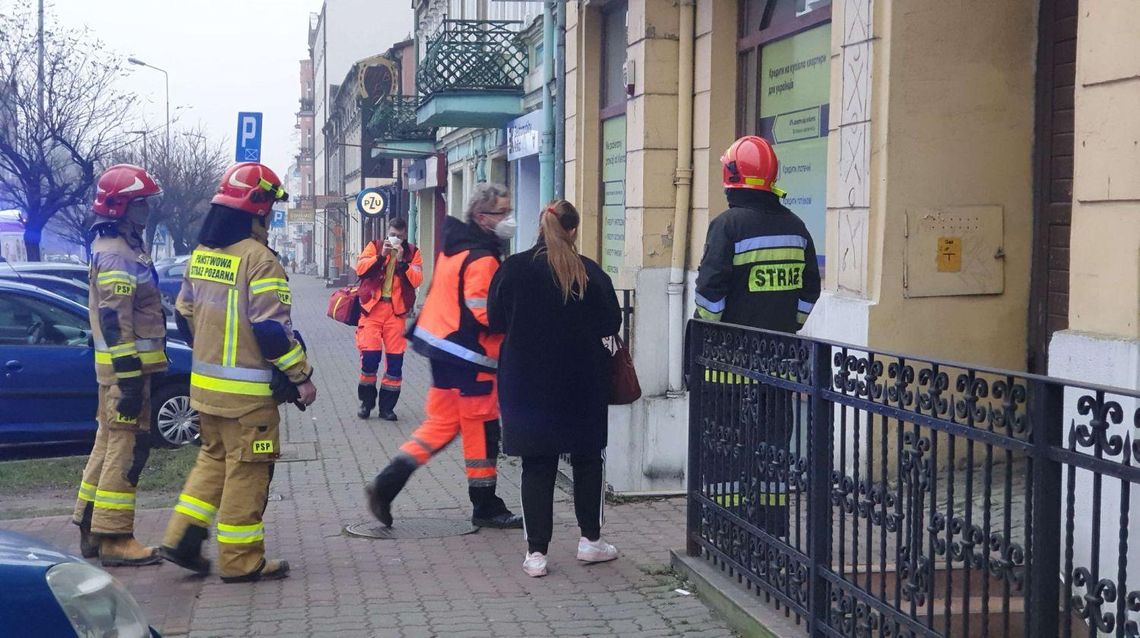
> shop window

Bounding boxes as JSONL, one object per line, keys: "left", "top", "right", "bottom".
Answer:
{"left": 601, "top": 2, "right": 628, "bottom": 116}
{"left": 737, "top": 0, "right": 830, "bottom": 275}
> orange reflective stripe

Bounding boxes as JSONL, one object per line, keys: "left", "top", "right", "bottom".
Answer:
{"left": 465, "top": 466, "right": 497, "bottom": 479}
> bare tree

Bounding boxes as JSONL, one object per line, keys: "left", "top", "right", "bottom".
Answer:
{"left": 46, "top": 203, "right": 92, "bottom": 258}
{"left": 0, "top": 0, "right": 134, "bottom": 260}
{"left": 115, "top": 127, "right": 228, "bottom": 254}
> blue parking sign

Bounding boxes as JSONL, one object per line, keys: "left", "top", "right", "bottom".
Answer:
{"left": 235, "top": 112, "right": 263, "bottom": 162}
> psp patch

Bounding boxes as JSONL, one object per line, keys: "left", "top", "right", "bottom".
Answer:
{"left": 189, "top": 250, "right": 241, "bottom": 286}
{"left": 252, "top": 440, "right": 275, "bottom": 454}
{"left": 112, "top": 282, "right": 134, "bottom": 296}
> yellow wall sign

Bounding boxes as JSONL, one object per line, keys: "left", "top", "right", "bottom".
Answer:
{"left": 937, "top": 236, "right": 962, "bottom": 273}
{"left": 189, "top": 250, "right": 241, "bottom": 286}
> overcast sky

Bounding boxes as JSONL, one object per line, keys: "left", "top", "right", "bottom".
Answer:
{"left": 4, "top": 0, "right": 413, "bottom": 176}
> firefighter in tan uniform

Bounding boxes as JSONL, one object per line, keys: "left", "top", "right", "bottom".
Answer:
{"left": 71, "top": 164, "right": 167, "bottom": 567}
{"left": 159, "top": 162, "right": 316, "bottom": 583}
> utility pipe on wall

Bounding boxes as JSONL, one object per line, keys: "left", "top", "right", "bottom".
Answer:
{"left": 554, "top": 0, "right": 567, "bottom": 200}
{"left": 539, "top": 0, "right": 556, "bottom": 204}
{"left": 667, "top": 0, "right": 696, "bottom": 396}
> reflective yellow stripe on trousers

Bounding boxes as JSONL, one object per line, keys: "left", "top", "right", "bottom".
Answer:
{"left": 174, "top": 493, "right": 218, "bottom": 525}
{"left": 94, "top": 489, "right": 135, "bottom": 511}
{"left": 216, "top": 522, "right": 265, "bottom": 544}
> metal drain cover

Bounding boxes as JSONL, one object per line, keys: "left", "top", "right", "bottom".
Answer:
{"left": 344, "top": 518, "right": 478, "bottom": 539}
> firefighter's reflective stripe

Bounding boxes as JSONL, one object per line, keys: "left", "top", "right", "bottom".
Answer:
{"left": 409, "top": 263, "right": 422, "bottom": 273}
{"left": 733, "top": 234, "right": 808, "bottom": 256}
{"left": 703, "top": 370, "right": 757, "bottom": 385}
{"left": 77, "top": 481, "right": 97, "bottom": 503}
{"left": 695, "top": 292, "right": 725, "bottom": 321}
{"left": 96, "top": 271, "right": 138, "bottom": 286}
{"left": 271, "top": 344, "right": 304, "bottom": 371}
{"left": 249, "top": 278, "right": 289, "bottom": 295}
{"left": 190, "top": 372, "right": 273, "bottom": 397}
{"left": 108, "top": 342, "right": 139, "bottom": 358}
{"left": 192, "top": 362, "right": 273, "bottom": 383}
{"left": 733, "top": 247, "right": 806, "bottom": 266}
{"left": 465, "top": 297, "right": 487, "bottom": 309}
{"left": 222, "top": 289, "right": 239, "bottom": 367}
{"left": 216, "top": 522, "right": 265, "bottom": 544}
{"left": 96, "top": 350, "right": 167, "bottom": 365}
{"left": 94, "top": 337, "right": 163, "bottom": 351}
{"left": 174, "top": 494, "right": 218, "bottom": 525}
{"left": 797, "top": 299, "right": 814, "bottom": 325}
{"left": 94, "top": 489, "right": 135, "bottom": 511}
{"left": 412, "top": 325, "right": 498, "bottom": 369}
{"left": 710, "top": 482, "right": 788, "bottom": 507}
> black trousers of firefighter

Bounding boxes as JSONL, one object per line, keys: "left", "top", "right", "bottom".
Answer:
{"left": 162, "top": 405, "right": 280, "bottom": 578}
{"left": 703, "top": 370, "right": 794, "bottom": 539}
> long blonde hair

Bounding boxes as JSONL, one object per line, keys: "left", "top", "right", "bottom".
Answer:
{"left": 537, "top": 200, "right": 588, "bottom": 303}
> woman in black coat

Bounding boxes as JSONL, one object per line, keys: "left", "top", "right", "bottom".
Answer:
{"left": 488, "top": 200, "right": 622, "bottom": 578}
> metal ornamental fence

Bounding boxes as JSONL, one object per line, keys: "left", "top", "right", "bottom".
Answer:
{"left": 685, "top": 320, "right": 1140, "bottom": 638}
{"left": 416, "top": 20, "right": 528, "bottom": 95}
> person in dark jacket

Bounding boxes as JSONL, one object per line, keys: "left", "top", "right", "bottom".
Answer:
{"left": 489, "top": 200, "right": 623, "bottom": 578}
{"left": 693, "top": 135, "right": 821, "bottom": 539}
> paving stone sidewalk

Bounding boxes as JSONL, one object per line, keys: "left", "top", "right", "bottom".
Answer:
{"left": 3, "top": 275, "right": 736, "bottom": 638}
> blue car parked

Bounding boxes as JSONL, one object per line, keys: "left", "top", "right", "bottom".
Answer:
{"left": 0, "top": 279, "right": 199, "bottom": 449}
{"left": 0, "top": 529, "right": 159, "bottom": 637}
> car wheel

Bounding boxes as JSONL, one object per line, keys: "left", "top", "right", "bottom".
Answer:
{"left": 151, "top": 383, "right": 200, "bottom": 448}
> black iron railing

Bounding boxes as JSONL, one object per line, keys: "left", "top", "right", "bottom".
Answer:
{"left": 686, "top": 320, "right": 1140, "bottom": 638}
{"left": 617, "top": 289, "right": 634, "bottom": 346}
{"left": 416, "top": 20, "right": 528, "bottom": 95}
{"left": 365, "top": 96, "right": 435, "bottom": 142}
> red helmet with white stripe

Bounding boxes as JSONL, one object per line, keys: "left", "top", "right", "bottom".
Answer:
{"left": 721, "top": 136, "right": 785, "bottom": 197}
{"left": 211, "top": 162, "right": 288, "bottom": 217}
{"left": 92, "top": 164, "right": 163, "bottom": 219}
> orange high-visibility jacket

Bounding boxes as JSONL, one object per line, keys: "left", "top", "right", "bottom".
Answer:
{"left": 355, "top": 239, "right": 423, "bottom": 317}
{"left": 410, "top": 218, "right": 503, "bottom": 372}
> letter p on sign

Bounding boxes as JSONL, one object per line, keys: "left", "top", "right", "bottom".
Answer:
{"left": 235, "top": 112, "right": 263, "bottom": 162}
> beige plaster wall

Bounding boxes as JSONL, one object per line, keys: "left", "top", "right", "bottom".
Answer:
{"left": 568, "top": 3, "right": 603, "bottom": 261}
{"left": 863, "top": 0, "right": 1038, "bottom": 370}
{"left": 1068, "top": 1, "right": 1140, "bottom": 339}
{"left": 688, "top": 0, "right": 737, "bottom": 270}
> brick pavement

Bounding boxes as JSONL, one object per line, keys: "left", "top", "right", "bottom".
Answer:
{"left": 3, "top": 275, "right": 736, "bottom": 638}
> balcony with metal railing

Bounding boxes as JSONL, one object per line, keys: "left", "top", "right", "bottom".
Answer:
{"left": 415, "top": 19, "right": 528, "bottom": 128}
{"left": 364, "top": 96, "right": 436, "bottom": 159}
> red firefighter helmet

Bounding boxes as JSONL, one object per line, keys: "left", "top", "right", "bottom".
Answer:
{"left": 211, "top": 162, "right": 288, "bottom": 217}
{"left": 92, "top": 164, "right": 162, "bottom": 219}
{"left": 721, "top": 135, "right": 785, "bottom": 197}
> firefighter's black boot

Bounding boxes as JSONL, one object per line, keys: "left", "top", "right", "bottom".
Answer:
{"left": 158, "top": 525, "right": 211, "bottom": 575}
{"left": 376, "top": 388, "right": 400, "bottom": 421}
{"left": 357, "top": 384, "right": 378, "bottom": 419}
{"left": 366, "top": 455, "right": 418, "bottom": 527}
{"left": 469, "top": 486, "right": 523, "bottom": 529}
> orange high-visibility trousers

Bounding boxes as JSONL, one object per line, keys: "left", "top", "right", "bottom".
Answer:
{"left": 399, "top": 386, "right": 500, "bottom": 487}
{"left": 355, "top": 300, "right": 407, "bottom": 388}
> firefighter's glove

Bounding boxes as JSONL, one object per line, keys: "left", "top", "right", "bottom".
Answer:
{"left": 270, "top": 368, "right": 305, "bottom": 411}
{"left": 116, "top": 376, "right": 146, "bottom": 421}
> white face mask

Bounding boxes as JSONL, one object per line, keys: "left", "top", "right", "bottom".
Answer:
{"left": 493, "top": 215, "right": 517, "bottom": 240}
{"left": 387, "top": 235, "right": 402, "bottom": 247}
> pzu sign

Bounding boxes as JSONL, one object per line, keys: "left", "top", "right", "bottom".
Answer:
{"left": 235, "top": 112, "right": 263, "bottom": 162}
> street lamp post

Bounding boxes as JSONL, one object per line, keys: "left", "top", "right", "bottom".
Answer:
{"left": 127, "top": 57, "right": 170, "bottom": 156}
{"left": 126, "top": 130, "right": 149, "bottom": 166}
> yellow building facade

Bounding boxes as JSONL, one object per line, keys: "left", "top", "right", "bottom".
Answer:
{"left": 567, "top": 0, "right": 1139, "bottom": 492}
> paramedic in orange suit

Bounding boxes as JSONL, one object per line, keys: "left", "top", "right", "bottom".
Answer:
{"left": 366, "top": 183, "right": 523, "bottom": 530}
{"left": 354, "top": 217, "right": 423, "bottom": 421}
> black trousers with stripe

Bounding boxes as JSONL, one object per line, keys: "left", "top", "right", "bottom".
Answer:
{"left": 520, "top": 454, "right": 604, "bottom": 555}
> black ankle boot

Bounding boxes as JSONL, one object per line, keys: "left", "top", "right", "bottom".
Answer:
{"left": 357, "top": 384, "right": 377, "bottom": 419}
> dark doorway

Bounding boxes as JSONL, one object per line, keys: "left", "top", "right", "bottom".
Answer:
{"left": 1028, "top": 0, "right": 1077, "bottom": 373}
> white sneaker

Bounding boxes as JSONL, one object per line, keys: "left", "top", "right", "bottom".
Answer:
{"left": 576, "top": 537, "right": 619, "bottom": 563}
{"left": 523, "top": 552, "right": 548, "bottom": 577}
